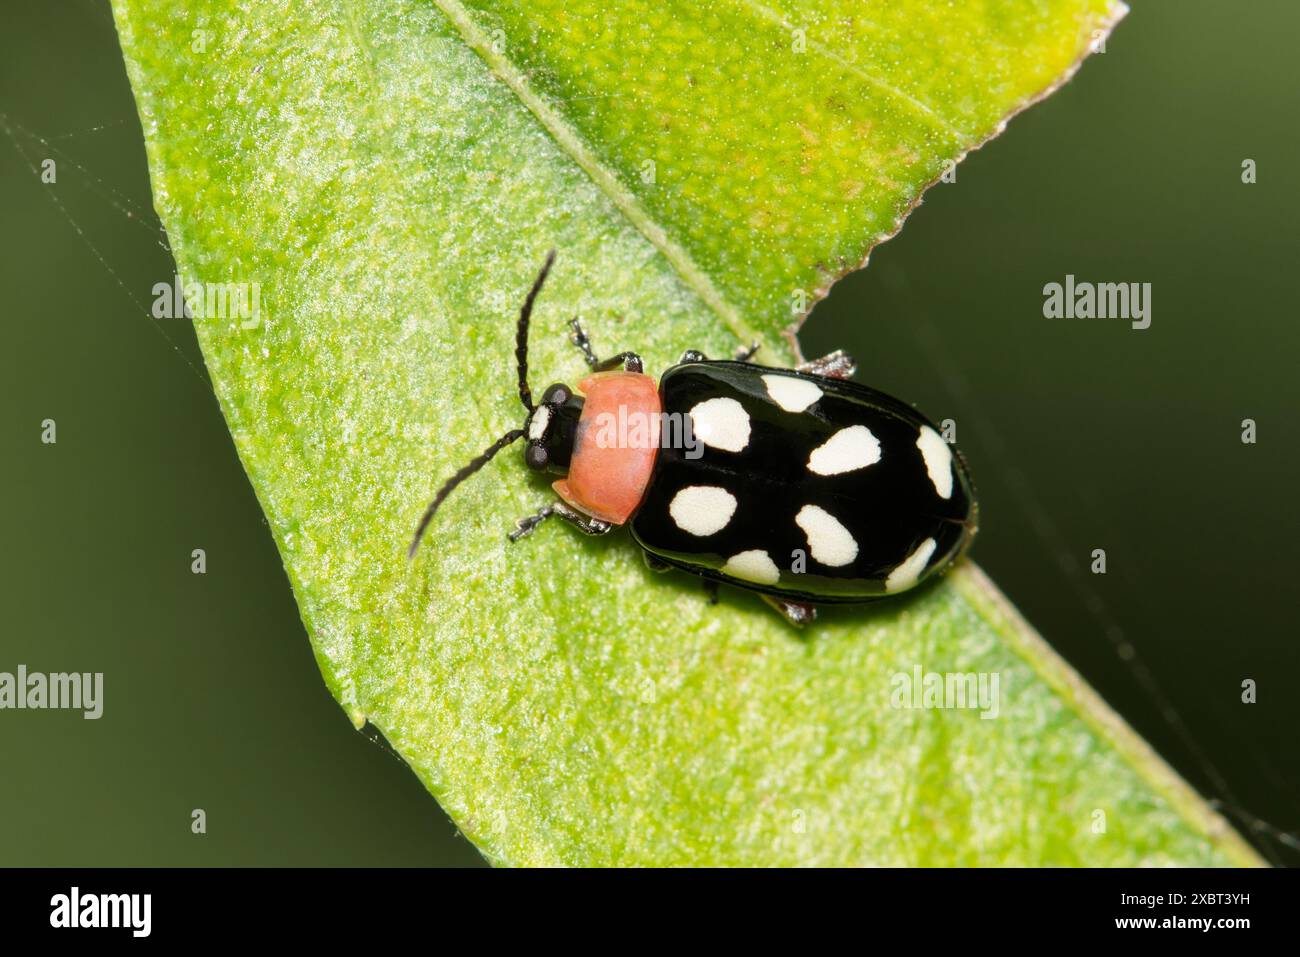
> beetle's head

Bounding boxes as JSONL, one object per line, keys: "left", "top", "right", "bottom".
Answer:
{"left": 523, "top": 382, "right": 584, "bottom": 474}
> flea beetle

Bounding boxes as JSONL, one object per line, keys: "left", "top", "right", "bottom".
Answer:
{"left": 409, "top": 252, "right": 978, "bottom": 626}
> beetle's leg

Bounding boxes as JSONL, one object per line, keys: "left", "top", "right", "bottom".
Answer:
{"left": 679, "top": 349, "right": 708, "bottom": 363}
{"left": 733, "top": 342, "right": 761, "bottom": 362}
{"left": 567, "top": 318, "right": 644, "bottom": 373}
{"left": 595, "top": 351, "right": 644, "bottom": 373}
{"left": 760, "top": 594, "right": 818, "bottom": 628}
{"left": 567, "top": 318, "right": 601, "bottom": 365}
{"left": 797, "top": 350, "right": 857, "bottom": 380}
{"left": 703, "top": 578, "right": 720, "bottom": 605}
{"left": 509, "top": 501, "right": 613, "bottom": 541}
{"left": 642, "top": 551, "right": 672, "bottom": 573}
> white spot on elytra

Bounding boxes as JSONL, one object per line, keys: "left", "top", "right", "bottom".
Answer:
{"left": 762, "top": 374, "right": 823, "bottom": 413}
{"left": 689, "top": 397, "right": 750, "bottom": 452}
{"left": 807, "top": 425, "right": 881, "bottom": 475}
{"left": 527, "top": 405, "right": 551, "bottom": 441}
{"left": 917, "top": 426, "right": 953, "bottom": 499}
{"left": 668, "top": 485, "right": 737, "bottom": 536}
{"left": 885, "top": 538, "right": 937, "bottom": 593}
{"left": 795, "top": 505, "right": 858, "bottom": 567}
{"left": 722, "top": 549, "right": 780, "bottom": 585}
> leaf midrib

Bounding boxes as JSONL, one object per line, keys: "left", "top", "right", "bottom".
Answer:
{"left": 429, "top": 0, "right": 770, "bottom": 351}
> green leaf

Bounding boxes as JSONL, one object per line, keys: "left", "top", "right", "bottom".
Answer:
{"left": 111, "top": 0, "right": 1259, "bottom": 865}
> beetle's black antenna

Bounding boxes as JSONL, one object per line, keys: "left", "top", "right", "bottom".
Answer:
{"left": 408, "top": 428, "right": 526, "bottom": 558}
{"left": 409, "top": 250, "right": 555, "bottom": 558}
{"left": 516, "top": 249, "right": 557, "bottom": 412}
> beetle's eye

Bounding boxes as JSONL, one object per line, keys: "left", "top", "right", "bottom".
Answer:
{"left": 541, "top": 383, "right": 571, "bottom": 406}
{"left": 524, "top": 444, "right": 549, "bottom": 470}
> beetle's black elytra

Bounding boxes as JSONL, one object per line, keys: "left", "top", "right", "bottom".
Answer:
{"left": 630, "top": 360, "right": 976, "bottom": 603}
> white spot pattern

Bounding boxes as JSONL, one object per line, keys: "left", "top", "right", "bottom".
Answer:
{"left": 916, "top": 426, "right": 953, "bottom": 499}
{"left": 885, "top": 538, "right": 937, "bottom": 593}
{"left": 527, "top": 405, "right": 551, "bottom": 441}
{"left": 721, "top": 549, "right": 781, "bottom": 585}
{"left": 761, "top": 374, "right": 823, "bottom": 413}
{"left": 807, "top": 425, "right": 881, "bottom": 476}
{"left": 688, "top": 397, "right": 750, "bottom": 452}
{"left": 668, "top": 485, "right": 737, "bottom": 537}
{"left": 794, "top": 505, "right": 858, "bottom": 567}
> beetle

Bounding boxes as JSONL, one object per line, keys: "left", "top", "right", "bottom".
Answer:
{"left": 408, "top": 251, "right": 977, "bottom": 626}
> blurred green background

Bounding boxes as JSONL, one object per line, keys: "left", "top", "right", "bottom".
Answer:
{"left": 1, "top": 0, "right": 1295, "bottom": 866}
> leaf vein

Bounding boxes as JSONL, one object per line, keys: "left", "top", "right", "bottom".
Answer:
{"left": 429, "top": 0, "right": 771, "bottom": 351}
